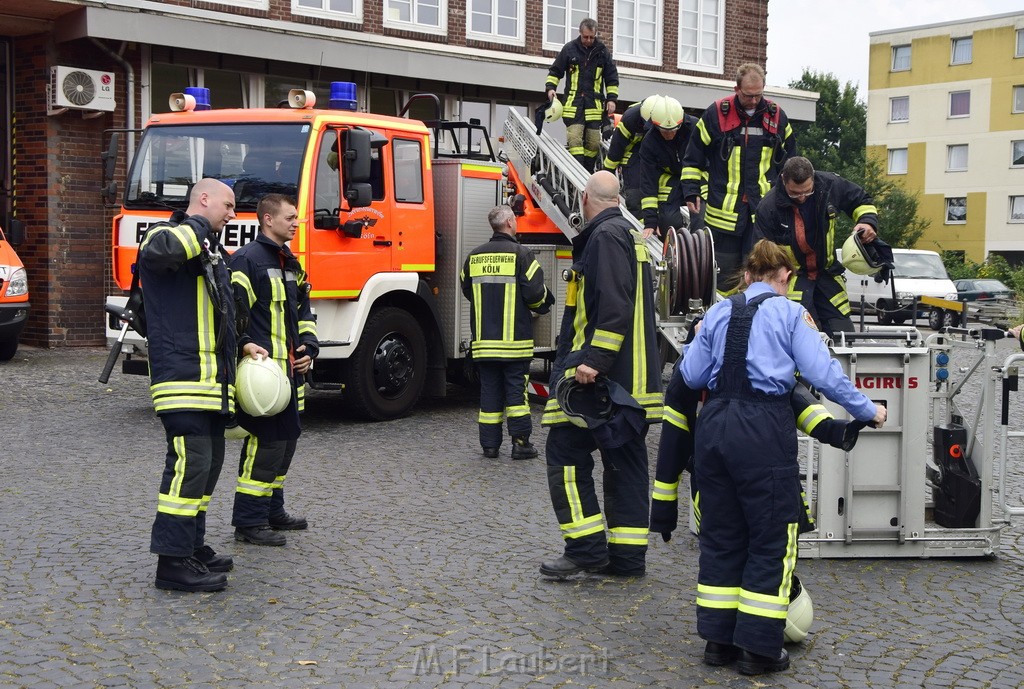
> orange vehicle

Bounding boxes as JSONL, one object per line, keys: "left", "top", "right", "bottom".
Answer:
{"left": 0, "top": 218, "right": 28, "bottom": 361}
{"left": 104, "top": 85, "right": 576, "bottom": 420}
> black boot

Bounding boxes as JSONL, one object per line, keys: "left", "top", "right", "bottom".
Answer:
{"left": 155, "top": 555, "right": 228, "bottom": 592}
{"left": 539, "top": 554, "right": 609, "bottom": 579}
{"left": 235, "top": 525, "right": 286, "bottom": 546}
{"left": 511, "top": 437, "right": 538, "bottom": 460}
{"left": 269, "top": 511, "right": 308, "bottom": 531}
{"left": 737, "top": 648, "right": 789, "bottom": 675}
{"left": 193, "top": 545, "right": 234, "bottom": 572}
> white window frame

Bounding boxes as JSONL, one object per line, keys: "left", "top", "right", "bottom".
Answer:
{"left": 204, "top": 0, "right": 268, "bottom": 8}
{"left": 951, "top": 36, "right": 973, "bottom": 65}
{"left": 946, "top": 144, "right": 968, "bottom": 172}
{"left": 677, "top": 0, "right": 723, "bottom": 74}
{"left": 887, "top": 147, "right": 908, "bottom": 175}
{"left": 292, "top": 0, "right": 360, "bottom": 21}
{"left": 1013, "top": 85, "right": 1024, "bottom": 114}
{"left": 383, "top": 0, "right": 447, "bottom": 35}
{"left": 1017, "top": 28, "right": 1024, "bottom": 58}
{"left": 542, "top": 0, "right": 596, "bottom": 51}
{"left": 945, "top": 197, "right": 967, "bottom": 225}
{"left": 1010, "top": 196, "right": 1024, "bottom": 223}
{"left": 614, "top": 0, "right": 663, "bottom": 67}
{"left": 1012, "top": 140, "right": 1024, "bottom": 168}
{"left": 889, "top": 96, "right": 909, "bottom": 123}
{"left": 949, "top": 90, "right": 971, "bottom": 118}
{"left": 891, "top": 44, "right": 911, "bottom": 72}
{"left": 466, "top": 0, "right": 525, "bottom": 45}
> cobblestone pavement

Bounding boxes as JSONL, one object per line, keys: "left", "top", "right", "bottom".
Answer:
{"left": 3, "top": 341, "right": 1024, "bottom": 689}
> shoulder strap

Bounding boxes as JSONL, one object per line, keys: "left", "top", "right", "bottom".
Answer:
{"left": 715, "top": 96, "right": 741, "bottom": 133}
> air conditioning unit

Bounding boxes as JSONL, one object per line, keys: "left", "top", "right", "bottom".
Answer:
{"left": 49, "top": 66, "right": 116, "bottom": 112}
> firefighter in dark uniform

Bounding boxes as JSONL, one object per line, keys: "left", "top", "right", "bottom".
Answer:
{"left": 539, "top": 170, "right": 662, "bottom": 578}
{"left": 229, "top": 194, "right": 319, "bottom": 546}
{"left": 603, "top": 94, "right": 661, "bottom": 216}
{"left": 636, "top": 96, "right": 698, "bottom": 238}
{"left": 682, "top": 240, "right": 885, "bottom": 675}
{"left": 140, "top": 178, "right": 268, "bottom": 592}
{"left": 754, "top": 156, "right": 879, "bottom": 338}
{"left": 681, "top": 63, "right": 797, "bottom": 293}
{"left": 461, "top": 205, "right": 554, "bottom": 460}
{"left": 545, "top": 17, "right": 619, "bottom": 173}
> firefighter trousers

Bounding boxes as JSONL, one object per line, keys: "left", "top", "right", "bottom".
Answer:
{"left": 565, "top": 121, "right": 603, "bottom": 173}
{"left": 694, "top": 394, "right": 799, "bottom": 658}
{"left": 546, "top": 423, "right": 650, "bottom": 572}
{"left": 232, "top": 435, "right": 298, "bottom": 527}
{"left": 476, "top": 359, "right": 532, "bottom": 450}
{"left": 789, "top": 273, "right": 853, "bottom": 338}
{"left": 150, "top": 411, "right": 228, "bottom": 557}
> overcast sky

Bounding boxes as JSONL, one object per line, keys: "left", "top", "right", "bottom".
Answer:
{"left": 765, "top": 1, "right": 1024, "bottom": 95}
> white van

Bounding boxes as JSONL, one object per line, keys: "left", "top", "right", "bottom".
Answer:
{"left": 844, "top": 248, "right": 957, "bottom": 325}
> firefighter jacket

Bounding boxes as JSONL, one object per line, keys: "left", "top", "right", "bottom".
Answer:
{"left": 603, "top": 100, "right": 649, "bottom": 172}
{"left": 754, "top": 171, "right": 879, "bottom": 279}
{"left": 637, "top": 115, "right": 699, "bottom": 230}
{"left": 681, "top": 95, "right": 796, "bottom": 234}
{"left": 460, "top": 232, "right": 553, "bottom": 361}
{"left": 545, "top": 37, "right": 619, "bottom": 123}
{"left": 138, "top": 214, "right": 237, "bottom": 415}
{"left": 229, "top": 233, "right": 318, "bottom": 418}
{"left": 542, "top": 207, "right": 663, "bottom": 425}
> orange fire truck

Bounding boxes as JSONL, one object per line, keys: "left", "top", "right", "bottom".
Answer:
{"left": 104, "top": 85, "right": 714, "bottom": 419}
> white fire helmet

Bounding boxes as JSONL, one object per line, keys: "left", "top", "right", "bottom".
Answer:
{"left": 545, "top": 98, "right": 564, "bottom": 123}
{"left": 235, "top": 355, "right": 291, "bottom": 417}
{"left": 784, "top": 575, "right": 814, "bottom": 643}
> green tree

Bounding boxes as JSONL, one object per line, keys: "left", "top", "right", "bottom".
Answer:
{"left": 787, "top": 70, "right": 865, "bottom": 180}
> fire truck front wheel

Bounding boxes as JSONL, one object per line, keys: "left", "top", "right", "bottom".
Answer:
{"left": 343, "top": 307, "right": 427, "bottom": 421}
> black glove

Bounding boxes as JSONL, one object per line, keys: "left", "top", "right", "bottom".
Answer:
{"left": 650, "top": 500, "right": 678, "bottom": 543}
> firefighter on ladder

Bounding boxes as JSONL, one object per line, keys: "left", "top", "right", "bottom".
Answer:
{"left": 545, "top": 17, "right": 619, "bottom": 173}
{"left": 461, "top": 205, "right": 554, "bottom": 460}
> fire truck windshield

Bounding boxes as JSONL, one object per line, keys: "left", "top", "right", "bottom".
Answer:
{"left": 124, "top": 123, "right": 309, "bottom": 212}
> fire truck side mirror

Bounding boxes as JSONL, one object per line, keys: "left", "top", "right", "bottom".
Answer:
{"left": 102, "top": 132, "right": 120, "bottom": 182}
{"left": 345, "top": 183, "right": 372, "bottom": 209}
{"left": 345, "top": 129, "right": 372, "bottom": 183}
{"left": 5, "top": 216, "right": 25, "bottom": 246}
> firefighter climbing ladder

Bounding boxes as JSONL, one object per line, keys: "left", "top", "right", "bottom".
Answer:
{"left": 501, "top": 108, "right": 715, "bottom": 350}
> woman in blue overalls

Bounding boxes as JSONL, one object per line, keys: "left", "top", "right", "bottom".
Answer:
{"left": 682, "top": 239, "right": 887, "bottom": 675}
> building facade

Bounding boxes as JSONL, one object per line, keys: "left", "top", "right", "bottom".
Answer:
{"left": 867, "top": 11, "right": 1024, "bottom": 262}
{"left": 1, "top": 0, "right": 813, "bottom": 348}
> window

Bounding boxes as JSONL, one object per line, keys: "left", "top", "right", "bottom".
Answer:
{"left": 949, "top": 90, "right": 970, "bottom": 118}
{"left": 678, "top": 0, "right": 721, "bottom": 72}
{"left": 951, "top": 36, "right": 972, "bottom": 64}
{"left": 1016, "top": 28, "right": 1024, "bottom": 58}
{"left": 616, "top": 0, "right": 662, "bottom": 65}
{"left": 467, "top": 0, "right": 523, "bottom": 42}
{"left": 294, "top": 0, "right": 361, "bottom": 22}
{"left": 891, "top": 44, "right": 911, "bottom": 71}
{"left": 1014, "top": 85, "right": 1024, "bottom": 114}
{"left": 384, "top": 0, "right": 444, "bottom": 32}
{"left": 888, "top": 147, "right": 908, "bottom": 175}
{"left": 1011, "top": 196, "right": 1024, "bottom": 223}
{"left": 393, "top": 138, "right": 424, "bottom": 204}
{"left": 947, "top": 144, "right": 968, "bottom": 171}
{"left": 890, "top": 96, "right": 909, "bottom": 122}
{"left": 543, "top": 0, "right": 595, "bottom": 50}
{"left": 945, "top": 197, "right": 967, "bottom": 224}
{"left": 1013, "top": 140, "right": 1024, "bottom": 167}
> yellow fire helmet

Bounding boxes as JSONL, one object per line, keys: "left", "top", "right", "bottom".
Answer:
{"left": 784, "top": 575, "right": 814, "bottom": 643}
{"left": 235, "top": 355, "right": 291, "bottom": 417}
{"left": 841, "top": 232, "right": 883, "bottom": 276}
{"left": 648, "top": 96, "right": 684, "bottom": 131}
{"left": 545, "top": 98, "right": 564, "bottom": 123}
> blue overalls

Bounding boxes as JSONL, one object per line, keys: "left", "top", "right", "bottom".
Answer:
{"left": 693, "top": 291, "right": 800, "bottom": 657}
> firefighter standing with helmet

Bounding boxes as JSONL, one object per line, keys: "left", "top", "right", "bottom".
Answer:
{"left": 229, "top": 194, "right": 319, "bottom": 546}
{"left": 140, "top": 178, "right": 268, "bottom": 592}
{"left": 603, "top": 94, "right": 663, "bottom": 217}
{"left": 754, "top": 156, "right": 881, "bottom": 338}
{"left": 682, "top": 240, "right": 886, "bottom": 675}
{"left": 636, "top": 95, "right": 698, "bottom": 239}
{"left": 545, "top": 18, "right": 619, "bottom": 173}
{"left": 681, "top": 64, "right": 797, "bottom": 293}
{"left": 539, "top": 170, "right": 662, "bottom": 578}
{"left": 461, "top": 205, "right": 554, "bottom": 460}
